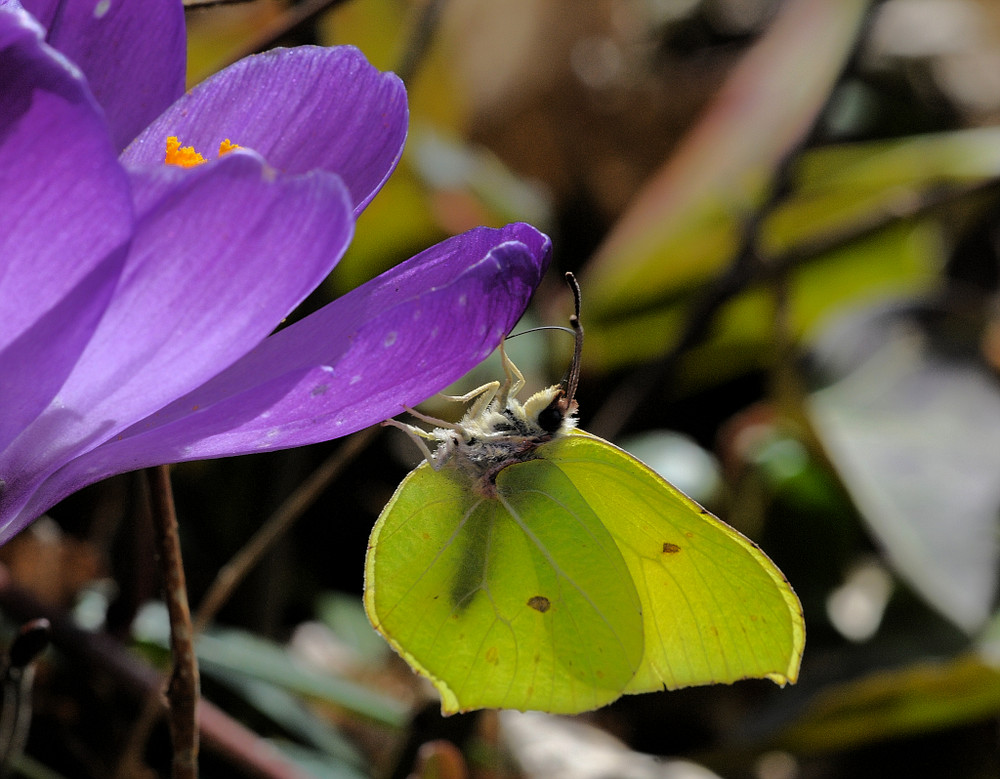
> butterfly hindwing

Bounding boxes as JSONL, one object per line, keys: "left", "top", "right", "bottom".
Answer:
{"left": 365, "top": 456, "right": 645, "bottom": 714}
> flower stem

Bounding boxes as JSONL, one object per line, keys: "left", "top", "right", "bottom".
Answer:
{"left": 148, "top": 464, "right": 200, "bottom": 779}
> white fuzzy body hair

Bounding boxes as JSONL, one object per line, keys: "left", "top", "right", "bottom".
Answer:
{"left": 430, "top": 384, "right": 577, "bottom": 474}
{"left": 385, "top": 347, "right": 578, "bottom": 493}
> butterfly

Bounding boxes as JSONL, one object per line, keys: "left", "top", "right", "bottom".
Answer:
{"left": 365, "top": 273, "right": 804, "bottom": 714}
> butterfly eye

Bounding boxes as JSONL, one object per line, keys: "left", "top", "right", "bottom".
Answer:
{"left": 536, "top": 400, "right": 565, "bottom": 434}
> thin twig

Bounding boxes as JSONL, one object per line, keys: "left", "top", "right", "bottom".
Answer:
{"left": 148, "top": 465, "right": 200, "bottom": 779}
{"left": 195, "top": 427, "right": 379, "bottom": 633}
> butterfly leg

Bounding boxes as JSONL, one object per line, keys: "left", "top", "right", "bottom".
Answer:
{"left": 382, "top": 417, "right": 440, "bottom": 467}
{"left": 496, "top": 341, "right": 525, "bottom": 407}
{"left": 440, "top": 380, "right": 501, "bottom": 419}
{"left": 399, "top": 405, "right": 461, "bottom": 430}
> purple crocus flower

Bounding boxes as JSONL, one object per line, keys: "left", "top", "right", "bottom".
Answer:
{"left": 0, "top": 0, "right": 551, "bottom": 543}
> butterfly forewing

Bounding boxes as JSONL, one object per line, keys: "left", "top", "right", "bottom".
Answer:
{"left": 541, "top": 431, "right": 805, "bottom": 692}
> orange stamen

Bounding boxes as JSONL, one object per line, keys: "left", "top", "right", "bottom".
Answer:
{"left": 164, "top": 136, "right": 242, "bottom": 167}
{"left": 164, "top": 136, "right": 206, "bottom": 167}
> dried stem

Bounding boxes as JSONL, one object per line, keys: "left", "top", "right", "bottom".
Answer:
{"left": 147, "top": 464, "right": 200, "bottom": 779}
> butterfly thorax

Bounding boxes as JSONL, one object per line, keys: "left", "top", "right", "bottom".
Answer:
{"left": 431, "top": 385, "right": 577, "bottom": 495}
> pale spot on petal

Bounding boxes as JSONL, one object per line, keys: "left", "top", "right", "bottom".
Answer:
{"left": 258, "top": 429, "right": 282, "bottom": 447}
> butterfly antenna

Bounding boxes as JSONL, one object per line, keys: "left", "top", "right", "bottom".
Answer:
{"left": 505, "top": 325, "right": 577, "bottom": 340}
{"left": 562, "top": 272, "right": 584, "bottom": 408}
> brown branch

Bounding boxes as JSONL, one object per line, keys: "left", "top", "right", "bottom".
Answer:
{"left": 147, "top": 465, "right": 200, "bottom": 779}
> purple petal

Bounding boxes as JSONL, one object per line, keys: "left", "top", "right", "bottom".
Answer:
{"left": 0, "top": 6, "right": 132, "bottom": 448}
{"left": 0, "top": 151, "right": 354, "bottom": 534}
{"left": 115, "top": 223, "right": 550, "bottom": 453}
{"left": 20, "top": 0, "right": 185, "bottom": 151}
{"left": 7, "top": 225, "right": 551, "bottom": 539}
{"left": 122, "top": 46, "right": 407, "bottom": 215}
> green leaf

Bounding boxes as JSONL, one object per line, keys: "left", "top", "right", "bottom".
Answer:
{"left": 792, "top": 126, "right": 1000, "bottom": 196}
{"left": 779, "top": 655, "right": 1000, "bottom": 753}
{"left": 315, "top": 590, "right": 392, "bottom": 664}
{"left": 269, "top": 740, "right": 370, "bottom": 779}
{"left": 133, "top": 606, "right": 407, "bottom": 727}
{"left": 584, "top": 220, "right": 941, "bottom": 386}
{"left": 210, "top": 673, "right": 366, "bottom": 767}
{"left": 194, "top": 629, "right": 407, "bottom": 727}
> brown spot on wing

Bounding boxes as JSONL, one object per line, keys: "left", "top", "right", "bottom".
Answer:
{"left": 662, "top": 542, "right": 681, "bottom": 554}
{"left": 527, "top": 595, "right": 551, "bottom": 613}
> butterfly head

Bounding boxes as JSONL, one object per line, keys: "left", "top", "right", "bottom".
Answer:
{"left": 519, "top": 384, "right": 577, "bottom": 438}
{"left": 496, "top": 271, "right": 583, "bottom": 440}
